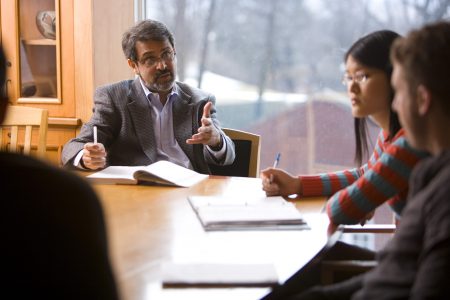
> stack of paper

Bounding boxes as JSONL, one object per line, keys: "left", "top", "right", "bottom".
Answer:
{"left": 188, "top": 196, "right": 309, "bottom": 231}
{"left": 161, "top": 263, "right": 279, "bottom": 287}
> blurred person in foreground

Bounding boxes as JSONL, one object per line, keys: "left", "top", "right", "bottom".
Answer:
{"left": 0, "top": 48, "right": 119, "bottom": 298}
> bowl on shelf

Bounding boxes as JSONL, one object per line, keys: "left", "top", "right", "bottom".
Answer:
{"left": 35, "top": 10, "right": 56, "bottom": 40}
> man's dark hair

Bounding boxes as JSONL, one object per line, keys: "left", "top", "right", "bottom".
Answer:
{"left": 391, "top": 21, "right": 450, "bottom": 116}
{"left": 121, "top": 19, "right": 175, "bottom": 62}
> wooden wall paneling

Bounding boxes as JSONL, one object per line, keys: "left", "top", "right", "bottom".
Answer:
{"left": 1, "top": 0, "right": 134, "bottom": 165}
{"left": 74, "top": 0, "right": 134, "bottom": 124}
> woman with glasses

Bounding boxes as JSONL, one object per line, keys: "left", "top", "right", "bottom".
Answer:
{"left": 262, "top": 30, "right": 428, "bottom": 226}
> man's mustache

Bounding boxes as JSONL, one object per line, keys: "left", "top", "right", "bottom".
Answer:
{"left": 155, "top": 71, "right": 172, "bottom": 80}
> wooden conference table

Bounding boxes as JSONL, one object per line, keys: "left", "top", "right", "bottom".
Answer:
{"left": 88, "top": 175, "right": 338, "bottom": 300}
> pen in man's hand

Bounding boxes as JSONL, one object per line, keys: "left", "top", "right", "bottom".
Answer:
{"left": 93, "top": 126, "right": 98, "bottom": 144}
{"left": 269, "top": 153, "right": 281, "bottom": 184}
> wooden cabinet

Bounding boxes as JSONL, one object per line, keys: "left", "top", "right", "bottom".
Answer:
{"left": 0, "top": 0, "right": 133, "bottom": 165}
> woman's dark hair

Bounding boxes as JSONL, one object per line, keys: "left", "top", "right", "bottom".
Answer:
{"left": 345, "top": 30, "right": 401, "bottom": 166}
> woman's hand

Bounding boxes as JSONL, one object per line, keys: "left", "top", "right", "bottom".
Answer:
{"left": 260, "top": 168, "right": 302, "bottom": 197}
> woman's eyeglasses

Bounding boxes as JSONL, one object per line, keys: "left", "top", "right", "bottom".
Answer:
{"left": 342, "top": 73, "right": 368, "bottom": 86}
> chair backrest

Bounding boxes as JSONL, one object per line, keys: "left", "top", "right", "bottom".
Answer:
{"left": 0, "top": 105, "right": 49, "bottom": 158}
{"left": 209, "top": 128, "right": 261, "bottom": 177}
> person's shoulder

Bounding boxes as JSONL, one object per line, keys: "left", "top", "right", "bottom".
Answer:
{"left": 1, "top": 151, "right": 58, "bottom": 171}
{"left": 96, "top": 79, "right": 134, "bottom": 93}
{"left": 389, "top": 132, "right": 408, "bottom": 148}
{"left": 0, "top": 152, "right": 95, "bottom": 195}
{"left": 415, "top": 150, "right": 450, "bottom": 177}
{"left": 412, "top": 151, "right": 450, "bottom": 217}
{"left": 388, "top": 132, "right": 429, "bottom": 159}
{"left": 176, "top": 81, "right": 214, "bottom": 101}
{"left": 94, "top": 80, "right": 136, "bottom": 105}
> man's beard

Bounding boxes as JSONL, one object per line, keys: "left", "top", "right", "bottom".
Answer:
{"left": 147, "top": 70, "right": 175, "bottom": 92}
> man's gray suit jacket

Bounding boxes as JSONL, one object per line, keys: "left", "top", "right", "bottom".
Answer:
{"left": 61, "top": 79, "right": 235, "bottom": 174}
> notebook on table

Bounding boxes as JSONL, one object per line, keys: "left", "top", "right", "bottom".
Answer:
{"left": 187, "top": 195, "right": 309, "bottom": 231}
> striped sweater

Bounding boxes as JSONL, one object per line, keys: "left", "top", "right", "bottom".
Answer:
{"left": 300, "top": 129, "right": 428, "bottom": 225}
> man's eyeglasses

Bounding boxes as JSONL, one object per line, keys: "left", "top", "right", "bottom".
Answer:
{"left": 342, "top": 73, "right": 368, "bottom": 86}
{"left": 138, "top": 50, "right": 176, "bottom": 68}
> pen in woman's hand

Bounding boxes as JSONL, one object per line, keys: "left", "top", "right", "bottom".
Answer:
{"left": 273, "top": 153, "right": 281, "bottom": 169}
{"left": 269, "top": 153, "right": 281, "bottom": 184}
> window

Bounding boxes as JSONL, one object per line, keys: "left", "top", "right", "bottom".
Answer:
{"left": 143, "top": 0, "right": 448, "bottom": 249}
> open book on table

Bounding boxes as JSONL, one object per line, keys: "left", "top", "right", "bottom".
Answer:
{"left": 188, "top": 195, "right": 309, "bottom": 231}
{"left": 86, "top": 160, "right": 208, "bottom": 187}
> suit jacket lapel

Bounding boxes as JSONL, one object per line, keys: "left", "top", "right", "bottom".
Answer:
{"left": 127, "top": 78, "right": 157, "bottom": 163}
{"left": 173, "top": 82, "right": 196, "bottom": 161}
{"left": 173, "top": 83, "right": 210, "bottom": 172}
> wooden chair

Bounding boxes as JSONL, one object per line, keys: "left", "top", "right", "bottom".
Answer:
{"left": 0, "top": 105, "right": 49, "bottom": 158}
{"left": 209, "top": 128, "right": 261, "bottom": 177}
